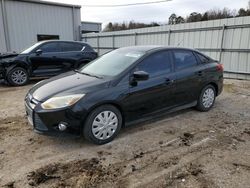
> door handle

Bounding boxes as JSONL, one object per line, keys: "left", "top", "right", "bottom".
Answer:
{"left": 165, "top": 78, "right": 174, "bottom": 85}
{"left": 196, "top": 71, "right": 204, "bottom": 76}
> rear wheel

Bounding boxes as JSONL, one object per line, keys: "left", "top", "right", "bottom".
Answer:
{"left": 7, "top": 67, "right": 29, "bottom": 86}
{"left": 83, "top": 105, "right": 122, "bottom": 145}
{"left": 196, "top": 85, "right": 216, "bottom": 112}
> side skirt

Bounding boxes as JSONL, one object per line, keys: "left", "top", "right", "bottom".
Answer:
{"left": 125, "top": 101, "right": 197, "bottom": 127}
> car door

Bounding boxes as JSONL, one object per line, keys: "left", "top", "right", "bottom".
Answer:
{"left": 122, "top": 50, "right": 176, "bottom": 121}
{"left": 57, "top": 42, "right": 84, "bottom": 72}
{"left": 29, "top": 42, "right": 62, "bottom": 76}
{"left": 171, "top": 49, "right": 203, "bottom": 105}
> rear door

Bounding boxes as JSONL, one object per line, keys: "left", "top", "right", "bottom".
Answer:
{"left": 29, "top": 42, "right": 62, "bottom": 76}
{"left": 58, "top": 42, "right": 96, "bottom": 70}
{"left": 171, "top": 49, "right": 203, "bottom": 105}
{"left": 57, "top": 42, "right": 84, "bottom": 72}
{"left": 123, "top": 50, "right": 176, "bottom": 121}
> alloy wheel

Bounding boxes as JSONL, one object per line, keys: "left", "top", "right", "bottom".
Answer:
{"left": 11, "top": 69, "right": 27, "bottom": 85}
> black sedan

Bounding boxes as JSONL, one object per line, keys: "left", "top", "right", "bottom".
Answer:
{"left": 25, "top": 46, "right": 223, "bottom": 144}
{"left": 0, "top": 40, "right": 97, "bottom": 86}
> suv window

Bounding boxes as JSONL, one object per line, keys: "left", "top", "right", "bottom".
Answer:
{"left": 60, "top": 42, "right": 83, "bottom": 52}
{"left": 136, "top": 51, "right": 172, "bottom": 77}
{"left": 40, "top": 42, "right": 61, "bottom": 53}
{"left": 173, "top": 50, "right": 198, "bottom": 70}
{"left": 196, "top": 52, "right": 210, "bottom": 64}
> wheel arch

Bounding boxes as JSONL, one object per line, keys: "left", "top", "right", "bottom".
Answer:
{"left": 207, "top": 82, "right": 218, "bottom": 96}
{"left": 6, "top": 61, "right": 30, "bottom": 75}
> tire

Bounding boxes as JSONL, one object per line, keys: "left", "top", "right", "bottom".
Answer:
{"left": 83, "top": 105, "right": 122, "bottom": 145}
{"left": 7, "top": 67, "right": 29, "bottom": 86}
{"left": 196, "top": 85, "right": 216, "bottom": 112}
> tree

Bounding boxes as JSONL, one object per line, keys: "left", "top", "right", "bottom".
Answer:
{"left": 238, "top": 8, "right": 247, "bottom": 16}
{"left": 176, "top": 16, "right": 185, "bottom": 24}
{"left": 186, "top": 12, "right": 202, "bottom": 22}
{"left": 103, "top": 22, "right": 113, "bottom": 32}
{"left": 201, "top": 12, "right": 209, "bottom": 21}
{"left": 103, "top": 1, "right": 250, "bottom": 31}
{"left": 168, "top": 13, "right": 177, "bottom": 24}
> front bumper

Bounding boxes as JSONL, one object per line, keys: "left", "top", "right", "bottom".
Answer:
{"left": 25, "top": 94, "right": 88, "bottom": 135}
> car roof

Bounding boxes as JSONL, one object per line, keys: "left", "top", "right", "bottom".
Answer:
{"left": 38, "top": 40, "right": 88, "bottom": 45}
{"left": 119, "top": 45, "right": 198, "bottom": 53}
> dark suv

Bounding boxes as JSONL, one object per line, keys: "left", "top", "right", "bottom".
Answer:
{"left": 25, "top": 46, "right": 223, "bottom": 145}
{"left": 0, "top": 41, "right": 97, "bottom": 86}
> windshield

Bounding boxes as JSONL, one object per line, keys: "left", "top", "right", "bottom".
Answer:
{"left": 21, "top": 42, "right": 42, "bottom": 54}
{"left": 79, "top": 48, "right": 145, "bottom": 77}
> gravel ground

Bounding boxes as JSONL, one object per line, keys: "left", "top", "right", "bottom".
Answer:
{"left": 0, "top": 79, "right": 249, "bottom": 188}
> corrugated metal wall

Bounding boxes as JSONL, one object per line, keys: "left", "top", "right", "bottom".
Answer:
{"left": 0, "top": 0, "right": 81, "bottom": 53}
{"left": 82, "top": 16, "right": 250, "bottom": 80}
{"left": 0, "top": 2, "right": 7, "bottom": 52}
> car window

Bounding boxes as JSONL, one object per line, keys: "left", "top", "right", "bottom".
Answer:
{"left": 39, "top": 43, "right": 61, "bottom": 53}
{"left": 173, "top": 50, "right": 198, "bottom": 70}
{"left": 135, "top": 51, "right": 172, "bottom": 77}
{"left": 80, "top": 48, "right": 145, "bottom": 77}
{"left": 60, "top": 42, "right": 83, "bottom": 52}
{"left": 196, "top": 52, "right": 210, "bottom": 64}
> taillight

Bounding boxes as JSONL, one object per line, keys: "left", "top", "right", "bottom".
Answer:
{"left": 216, "top": 64, "right": 224, "bottom": 72}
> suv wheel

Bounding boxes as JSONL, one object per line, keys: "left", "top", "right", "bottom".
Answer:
{"left": 7, "top": 67, "right": 29, "bottom": 86}
{"left": 83, "top": 105, "right": 122, "bottom": 145}
{"left": 196, "top": 85, "right": 216, "bottom": 112}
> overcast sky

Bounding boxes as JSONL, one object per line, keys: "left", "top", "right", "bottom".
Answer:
{"left": 48, "top": 0, "right": 249, "bottom": 27}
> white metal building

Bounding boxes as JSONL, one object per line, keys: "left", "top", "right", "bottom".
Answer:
{"left": 0, "top": 0, "right": 81, "bottom": 53}
{"left": 81, "top": 21, "right": 102, "bottom": 34}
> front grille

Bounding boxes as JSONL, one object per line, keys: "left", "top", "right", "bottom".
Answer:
{"left": 34, "top": 113, "right": 48, "bottom": 131}
{"left": 26, "top": 94, "right": 39, "bottom": 109}
{"left": 25, "top": 94, "right": 47, "bottom": 131}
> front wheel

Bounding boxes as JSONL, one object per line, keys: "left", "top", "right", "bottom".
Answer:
{"left": 83, "top": 105, "right": 122, "bottom": 145}
{"left": 196, "top": 85, "right": 216, "bottom": 112}
{"left": 7, "top": 67, "right": 29, "bottom": 86}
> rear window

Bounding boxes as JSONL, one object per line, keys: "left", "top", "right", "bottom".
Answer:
{"left": 196, "top": 53, "right": 210, "bottom": 64}
{"left": 40, "top": 42, "right": 61, "bottom": 53}
{"left": 60, "top": 42, "right": 83, "bottom": 52}
{"left": 173, "top": 50, "right": 198, "bottom": 70}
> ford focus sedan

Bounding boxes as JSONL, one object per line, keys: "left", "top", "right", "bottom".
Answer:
{"left": 25, "top": 46, "right": 223, "bottom": 144}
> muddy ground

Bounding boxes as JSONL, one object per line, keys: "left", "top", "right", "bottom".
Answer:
{"left": 0, "top": 79, "right": 249, "bottom": 188}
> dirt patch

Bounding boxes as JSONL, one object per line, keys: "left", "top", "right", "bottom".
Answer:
{"left": 27, "top": 158, "right": 123, "bottom": 187}
{"left": 0, "top": 79, "right": 250, "bottom": 188}
{"left": 179, "top": 132, "right": 194, "bottom": 146}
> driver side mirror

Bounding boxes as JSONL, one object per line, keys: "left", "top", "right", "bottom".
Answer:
{"left": 35, "top": 49, "right": 43, "bottom": 55}
{"left": 133, "top": 71, "right": 149, "bottom": 81}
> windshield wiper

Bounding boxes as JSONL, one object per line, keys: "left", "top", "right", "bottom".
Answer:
{"left": 74, "top": 69, "right": 103, "bottom": 79}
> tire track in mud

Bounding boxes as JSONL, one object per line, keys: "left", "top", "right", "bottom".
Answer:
{"left": 1, "top": 80, "right": 250, "bottom": 187}
{"left": 23, "top": 131, "right": 218, "bottom": 187}
{"left": 22, "top": 107, "right": 249, "bottom": 188}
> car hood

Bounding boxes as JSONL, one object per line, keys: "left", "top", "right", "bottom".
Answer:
{"left": 0, "top": 52, "right": 18, "bottom": 59}
{"left": 0, "top": 53, "right": 18, "bottom": 62}
{"left": 29, "top": 71, "right": 111, "bottom": 102}
{"left": 0, "top": 53, "right": 27, "bottom": 66}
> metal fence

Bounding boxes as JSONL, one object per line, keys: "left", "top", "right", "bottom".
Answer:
{"left": 82, "top": 16, "right": 250, "bottom": 80}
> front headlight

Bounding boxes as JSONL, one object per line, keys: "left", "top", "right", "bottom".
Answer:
{"left": 41, "top": 94, "right": 85, "bottom": 110}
